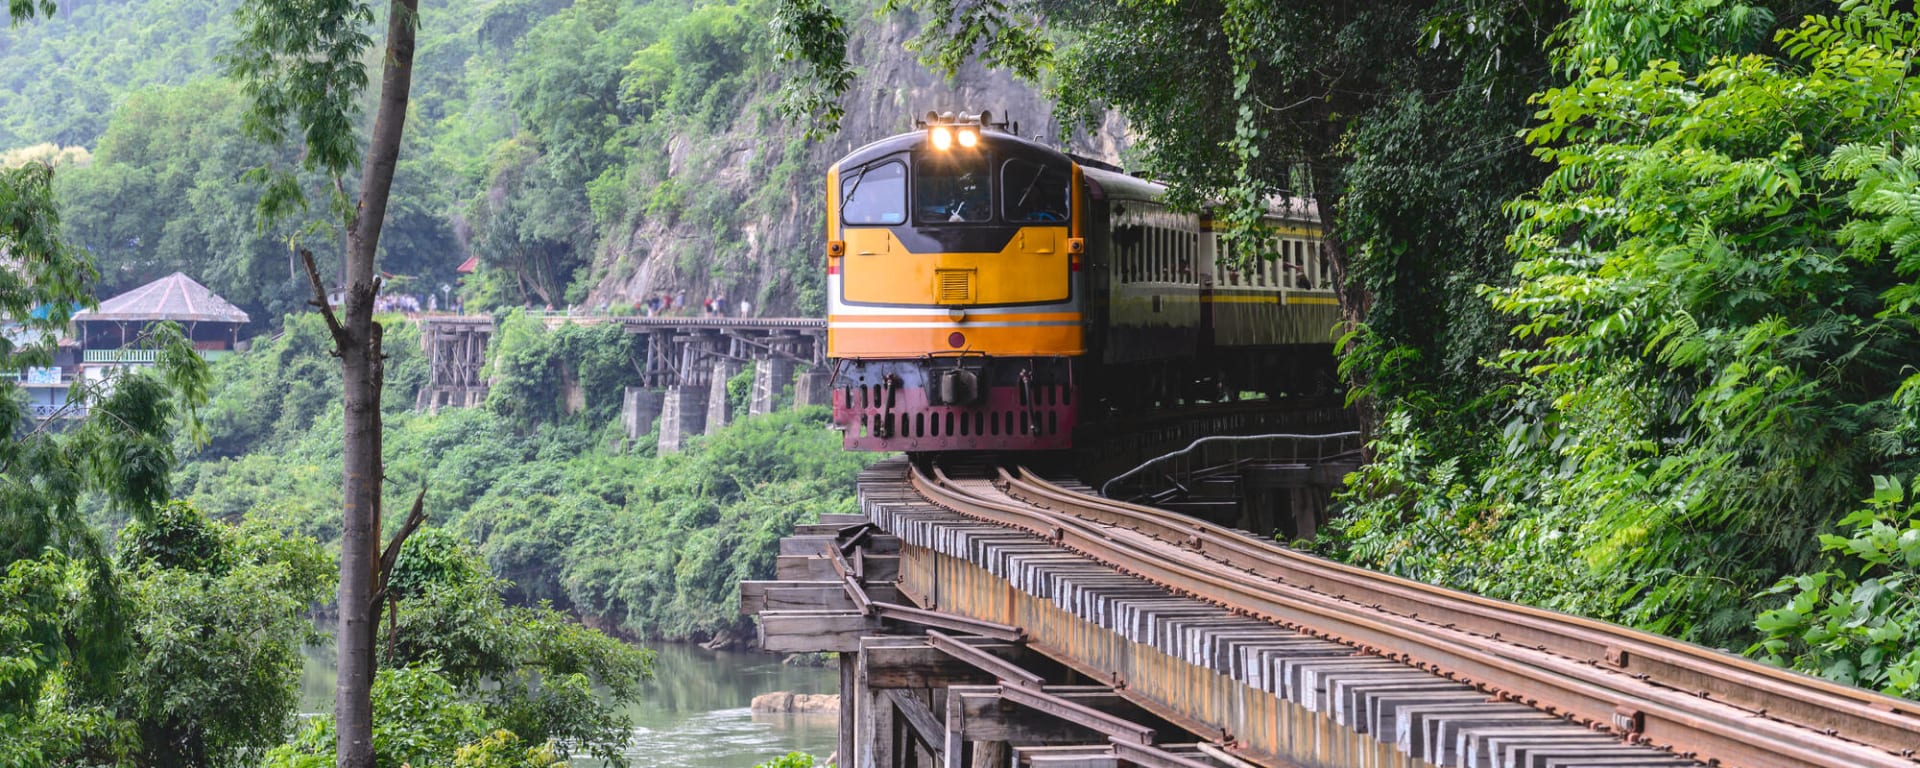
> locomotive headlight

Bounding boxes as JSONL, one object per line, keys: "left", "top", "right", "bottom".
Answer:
{"left": 930, "top": 126, "right": 954, "bottom": 150}
{"left": 956, "top": 128, "right": 979, "bottom": 148}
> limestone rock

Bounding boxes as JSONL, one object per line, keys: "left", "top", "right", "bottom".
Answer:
{"left": 749, "top": 691, "right": 840, "bottom": 714}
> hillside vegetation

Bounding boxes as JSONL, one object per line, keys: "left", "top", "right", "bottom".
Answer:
{"left": 3, "top": 0, "right": 1106, "bottom": 327}
{"left": 170, "top": 312, "right": 871, "bottom": 642}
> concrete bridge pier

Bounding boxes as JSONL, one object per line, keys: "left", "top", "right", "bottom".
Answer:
{"left": 622, "top": 387, "right": 663, "bottom": 442}
{"left": 658, "top": 385, "right": 708, "bottom": 453}
{"left": 794, "top": 369, "right": 832, "bottom": 409}
{"left": 750, "top": 356, "right": 794, "bottom": 416}
{"left": 706, "top": 359, "right": 745, "bottom": 435}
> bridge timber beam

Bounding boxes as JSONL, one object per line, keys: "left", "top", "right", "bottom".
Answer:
{"left": 416, "top": 316, "right": 493, "bottom": 411}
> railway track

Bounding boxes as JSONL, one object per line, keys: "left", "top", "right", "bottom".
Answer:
{"left": 910, "top": 458, "right": 1920, "bottom": 768}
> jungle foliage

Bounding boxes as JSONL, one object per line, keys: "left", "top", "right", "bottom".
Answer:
{"left": 752, "top": 754, "right": 816, "bottom": 768}
{"left": 5, "top": 184, "right": 658, "bottom": 765}
{"left": 3, "top": 107, "right": 233, "bottom": 764}
{"left": 172, "top": 312, "right": 870, "bottom": 643}
{"left": 1330, "top": 0, "right": 1920, "bottom": 698}
{"left": 4, "top": 498, "right": 328, "bottom": 768}
{"left": 260, "top": 529, "right": 654, "bottom": 768}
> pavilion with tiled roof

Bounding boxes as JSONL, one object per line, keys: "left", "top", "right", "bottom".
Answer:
{"left": 73, "top": 272, "right": 250, "bottom": 355}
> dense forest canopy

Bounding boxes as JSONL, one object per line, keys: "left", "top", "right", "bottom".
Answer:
{"left": 1, "top": 0, "right": 856, "bottom": 327}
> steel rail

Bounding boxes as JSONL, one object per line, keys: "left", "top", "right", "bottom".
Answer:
{"left": 908, "top": 462, "right": 1914, "bottom": 768}
{"left": 1004, "top": 467, "right": 1920, "bottom": 762}
{"left": 1097, "top": 431, "right": 1363, "bottom": 498}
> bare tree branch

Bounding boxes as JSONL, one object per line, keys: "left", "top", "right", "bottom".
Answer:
{"left": 299, "top": 248, "right": 348, "bottom": 344}
{"left": 369, "top": 484, "right": 427, "bottom": 614}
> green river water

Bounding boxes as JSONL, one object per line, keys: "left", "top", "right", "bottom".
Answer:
{"left": 299, "top": 642, "right": 840, "bottom": 767}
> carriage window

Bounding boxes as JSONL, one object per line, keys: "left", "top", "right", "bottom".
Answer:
{"left": 1136, "top": 228, "right": 1152, "bottom": 282}
{"left": 1174, "top": 231, "right": 1184, "bottom": 282}
{"left": 1163, "top": 229, "right": 1173, "bottom": 281}
{"left": 1300, "top": 240, "right": 1319, "bottom": 289}
{"left": 1170, "top": 230, "right": 1178, "bottom": 281}
{"left": 916, "top": 153, "right": 993, "bottom": 223}
{"left": 1121, "top": 235, "right": 1136, "bottom": 284}
{"left": 1002, "top": 159, "right": 1070, "bottom": 223}
{"left": 1249, "top": 239, "right": 1263, "bottom": 287}
{"left": 1156, "top": 228, "right": 1168, "bottom": 281}
{"left": 841, "top": 161, "right": 906, "bottom": 225}
{"left": 1187, "top": 232, "right": 1198, "bottom": 282}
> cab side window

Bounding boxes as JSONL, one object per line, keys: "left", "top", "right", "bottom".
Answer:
{"left": 1002, "top": 158, "right": 1070, "bottom": 223}
{"left": 841, "top": 161, "right": 906, "bottom": 225}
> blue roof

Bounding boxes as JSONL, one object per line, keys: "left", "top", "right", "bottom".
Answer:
{"left": 28, "top": 302, "right": 84, "bottom": 320}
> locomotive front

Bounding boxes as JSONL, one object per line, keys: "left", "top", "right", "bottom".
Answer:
{"left": 826, "top": 112, "right": 1086, "bottom": 452}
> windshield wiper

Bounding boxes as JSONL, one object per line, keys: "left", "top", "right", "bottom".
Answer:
{"left": 1015, "top": 170, "right": 1044, "bottom": 209}
{"left": 843, "top": 166, "right": 870, "bottom": 207}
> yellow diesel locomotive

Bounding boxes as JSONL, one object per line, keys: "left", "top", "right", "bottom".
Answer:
{"left": 827, "top": 112, "right": 1339, "bottom": 452}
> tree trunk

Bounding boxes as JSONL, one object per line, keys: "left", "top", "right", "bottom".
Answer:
{"left": 335, "top": 1, "right": 418, "bottom": 767}
{"left": 1308, "top": 147, "right": 1378, "bottom": 435}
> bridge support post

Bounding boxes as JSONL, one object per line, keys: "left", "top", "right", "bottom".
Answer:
{"left": 658, "top": 385, "right": 708, "bottom": 453}
{"left": 840, "top": 652, "right": 858, "bottom": 768}
{"left": 853, "top": 646, "right": 901, "bottom": 768}
{"left": 706, "top": 360, "right": 744, "bottom": 435}
{"left": 751, "top": 357, "right": 794, "bottom": 416}
{"left": 794, "top": 369, "right": 832, "bottom": 409}
{"left": 415, "top": 317, "right": 493, "bottom": 412}
{"left": 622, "top": 387, "right": 663, "bottom": 441}
{"left": 969, "top": 741, "right": 1007, "bottom": 768}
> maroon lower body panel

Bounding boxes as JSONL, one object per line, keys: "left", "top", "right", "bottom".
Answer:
{"left": 834, "top": 384, "right": 1077, "bottom": 452}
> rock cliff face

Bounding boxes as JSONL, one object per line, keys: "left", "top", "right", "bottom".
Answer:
{"left": 582, "top": 17, "right": 1125, "bottom": 317}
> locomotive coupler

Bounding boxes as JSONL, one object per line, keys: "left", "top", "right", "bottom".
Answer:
{"left": 1019, "top": 368, "right": 1041, "bottom": 435}
{"left": 934, "top": 368, "right": 980, "bottom": 406}
{"left": 876, "top": 373, "right": 901, "bottom": 437}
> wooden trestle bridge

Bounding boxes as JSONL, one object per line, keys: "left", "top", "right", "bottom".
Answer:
{"left": 744, "top": 457, "right": 1920, "bottom": 768}
{"left": 415, "top": 314, "right": 827, "bottom": 451}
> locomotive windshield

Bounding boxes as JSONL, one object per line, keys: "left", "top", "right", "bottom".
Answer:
{"left": 1002, "top": 158, "right": 1070, "bottom": 223}
{"left": 841, "top": 160, "right": 906, "bottom": 225}
{"left": 915, "top": 153, "right": 993, "bottom": 223}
